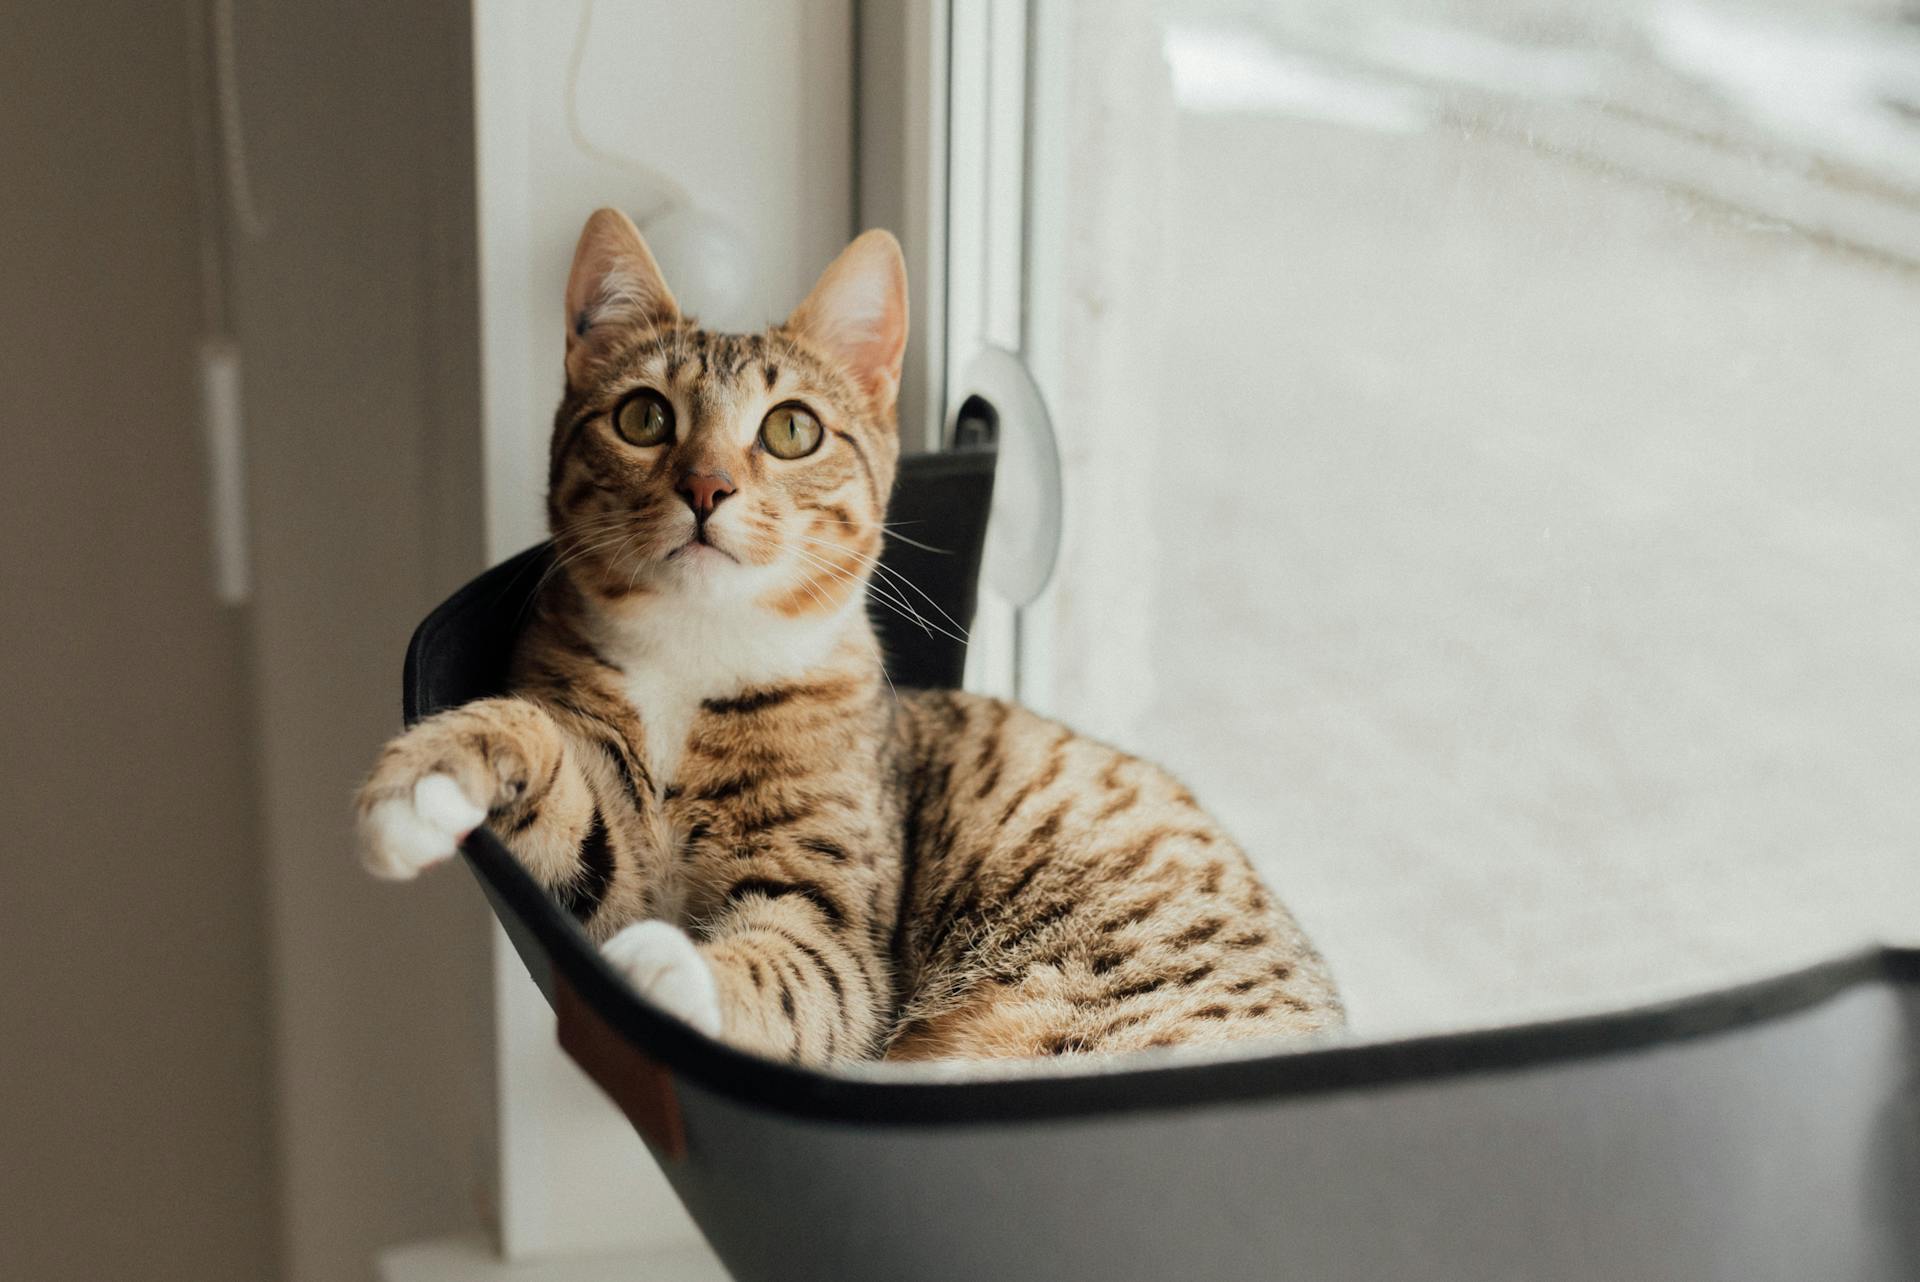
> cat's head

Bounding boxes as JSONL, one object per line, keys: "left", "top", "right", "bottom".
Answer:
{"left": 547, "top": 208, "right": 907, "bottom": 620}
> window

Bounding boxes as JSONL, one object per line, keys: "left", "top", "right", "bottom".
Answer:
{"left": 942, "top": 0, "right": 1920, "bottom": 1033}
{"left": 449, "top": 2, "right": 1918, "bottom": 1272}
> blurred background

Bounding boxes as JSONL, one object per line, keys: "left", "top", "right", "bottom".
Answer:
{"left": 3, "top": 1, "right": 1915, "bottom": 1280}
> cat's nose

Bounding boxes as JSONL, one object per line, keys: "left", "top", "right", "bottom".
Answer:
{"left": 676, "top": 469, "right": 737, "bottom": 518}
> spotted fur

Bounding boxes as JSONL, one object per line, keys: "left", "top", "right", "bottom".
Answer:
{"left": 356, "top": 208, "right": 1341, "bottom": 1064}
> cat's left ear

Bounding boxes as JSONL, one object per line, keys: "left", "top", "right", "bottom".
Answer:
{"left": 786, "top": 230, "right": 909, "bottom": 411}
{"left": 564, "top": 207, "right": 679, "bottom": 384}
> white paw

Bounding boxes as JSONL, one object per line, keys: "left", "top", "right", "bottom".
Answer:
{"left": 359, "top": 772, "right": 487, "bottom": 880}
{"left": 602, "top": 920, "right": 723, "bottom": 1037}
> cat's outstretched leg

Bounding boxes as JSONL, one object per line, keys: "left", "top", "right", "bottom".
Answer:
{"left": 357, "top": 700, "right": 723, "bottom": 1041}
{"left": 360, "top": 701, "right": 893, "bottom": 1056}
{"left": 355, "top": 696, "right": 595, "bottom": 888}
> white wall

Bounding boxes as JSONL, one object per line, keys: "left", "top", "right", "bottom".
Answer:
{"left": 471, "top": 0, "right": 855, "bottom": 1260}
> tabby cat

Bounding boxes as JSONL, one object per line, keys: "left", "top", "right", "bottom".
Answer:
{"left": 356, "top": 208, "right": 1341, "bottom": 1063}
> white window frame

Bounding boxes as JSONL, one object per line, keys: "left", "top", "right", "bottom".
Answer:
{"left": 874, "top": 0, "right": 1041, "bottom": 703}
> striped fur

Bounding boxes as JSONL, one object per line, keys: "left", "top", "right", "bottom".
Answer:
{"left": 356, "top": 209, "right": 1341, "bottom": 1064}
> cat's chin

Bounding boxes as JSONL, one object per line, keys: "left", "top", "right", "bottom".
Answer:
{"left": 653, "top": 537, "right": 765, "bottom": 604}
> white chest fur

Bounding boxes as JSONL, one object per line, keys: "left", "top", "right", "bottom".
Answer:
{"left": 590, "top": 590, "right": 855, "bottom": 786}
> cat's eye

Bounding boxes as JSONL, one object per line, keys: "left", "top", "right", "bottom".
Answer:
{"left": 613, "top": 389, "right": 675, "bottom": 448}
{"left": 759, "top": 404, "right": 823, "bottom": 459}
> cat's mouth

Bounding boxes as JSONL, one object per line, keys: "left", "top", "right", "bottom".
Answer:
{"left": 668, "top": 528, "right": 740, "bottom": 565}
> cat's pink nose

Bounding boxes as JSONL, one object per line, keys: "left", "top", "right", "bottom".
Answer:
{"left": 677, "top": 470, "right": 736, "bottom": 518}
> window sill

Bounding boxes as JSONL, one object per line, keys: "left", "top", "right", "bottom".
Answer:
{"left": 378, "top": 1234, "right": 729, "bottom": 1282}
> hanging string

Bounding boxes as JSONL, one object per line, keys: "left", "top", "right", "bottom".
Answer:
{"left": 564, "top": 0, "right": 689, "bottom": 223}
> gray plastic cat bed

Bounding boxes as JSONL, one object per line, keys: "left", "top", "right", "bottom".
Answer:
{"left": 405, "top": 449, "right": 1919, "bottom": 1282}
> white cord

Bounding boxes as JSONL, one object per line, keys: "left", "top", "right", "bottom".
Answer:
{"left": 564, "top": 0, "right": 689, "bottom": 222}
{"left": 212, "top": 0, "right": 270, "bottom": 239}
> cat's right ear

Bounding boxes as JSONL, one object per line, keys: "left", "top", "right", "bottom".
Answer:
{"left": 564, "top": 208, "right": 679, "bottom": 384}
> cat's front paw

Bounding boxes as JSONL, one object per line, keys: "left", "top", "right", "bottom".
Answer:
{"left": 602, "top": 920, "right": 723, "bottom": 1037}
{"left": 356, "top": 704, "right": 554, "bottom": 881}
{"left": 359, "top": 772, "right": 488, "bottom": 881}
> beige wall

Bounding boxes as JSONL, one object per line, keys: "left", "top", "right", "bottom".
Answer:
{"left": 219, "top": 2, "right": 495, "bottom": 1280}
{"left": 5, "top": 5, "right": 860, "bottom": 1277}
{"left": 0, "top": 3, "right": 277, "bottom": 1279}
{"left": 3, "top": 3, "right": 497, "bottom": 1279}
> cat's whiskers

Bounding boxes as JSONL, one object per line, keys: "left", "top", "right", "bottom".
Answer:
{"left": 790, "top": 568, "right": 836, "bottom": 615}
{"left": 809, "top": 513, "right": 953, "bottom": 557}
{"left": 783, "top": 543, "right": 917, "bottom": 631}
{"left": 534, "top": 518, "right": 653, "bottom": 601}
{"left": 786, "top": 541, "right": 968, "bottom": 646}
{"left": 623, "top": 525, "right": 663, "bottom": 594}
{"left": 792, "top": 532, "right": 970, "bottom": 642}
{"left": 873, "top": 641, "right": 902, "bottom": 708}
{"left": 878, "top": 527, "right": 952, "bottom": 555}
{"left": 552, "top": 519, "right": 645, "bottom": 573}
{"left": 544, "top": 528, "right": 635, "bottom": 585}
{"left": 769, "top": 547, "right": 899, "bottom": 707}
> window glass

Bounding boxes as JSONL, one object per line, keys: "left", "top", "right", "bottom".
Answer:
{"left": 1020, "top": 0, "right": 1920, "bottom": 1032}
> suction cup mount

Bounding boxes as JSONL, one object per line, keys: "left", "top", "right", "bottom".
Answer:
{"left": 947, "top": 345, "right": 1062, "bottom": 608}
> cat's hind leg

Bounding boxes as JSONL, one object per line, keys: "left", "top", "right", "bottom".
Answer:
{"left": 600, "top": 868, "right": 892, "bottom": 1064}
{"left": 602, "top": 919, "right": 724, "bottom": 1037}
